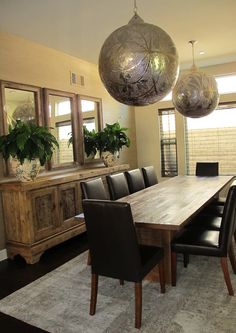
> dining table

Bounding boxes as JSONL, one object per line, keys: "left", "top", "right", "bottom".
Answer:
{"left": 118, "top": 175, "right": 234, "bottom": 284}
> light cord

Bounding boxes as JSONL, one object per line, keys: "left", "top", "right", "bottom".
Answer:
{"left": 134, "top": 0, "right": 138, "bottom": 15}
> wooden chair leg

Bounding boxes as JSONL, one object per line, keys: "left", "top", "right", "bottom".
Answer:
{"left": 87, "top": 251, "right": 91, "bottom": 266}
{"left": 220, "top": 257, "right": 234, "bottom": 296}
{"left": 158, "top": 260, "right": 166, "bottom": 293}
{"left": 90, "top": 273, "right": 98, "bottom": 315}
{"left": 135, "top": 282, "right": 142, "bottom": 329}
{"left": 183, "top": 253, "right": 189, "bottom": 268}
{"left": 228, "top": 241, "right": 236, "bottom": 274}
{"left": 119, "top": 279, "right": 124, "bottom": 285}
{"left": 171, "top": 252, "right": 177, "bottom": 286}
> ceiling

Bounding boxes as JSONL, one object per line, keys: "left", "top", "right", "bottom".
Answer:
{"left": 0, "top": 0, "right": 236, "bottom": 69}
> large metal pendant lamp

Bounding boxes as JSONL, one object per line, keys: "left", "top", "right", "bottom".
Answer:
{"left": 98, "top": 0, "right": 179, "bottom": 106}
{"left": 172, "top": 40, "right": 219, "bottom": 118}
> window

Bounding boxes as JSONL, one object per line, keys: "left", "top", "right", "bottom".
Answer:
{"left": 215, "top": 74, "right": 236, "bottom": 94}
{"left": 185, "top": 103, "right": 236, "bottom": 175}
{"left": 158, "top": 108, "right": 178, "bottom": 177}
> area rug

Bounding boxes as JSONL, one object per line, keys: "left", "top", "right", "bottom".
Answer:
{"left": 0, "top": 251, "right": 236, "bottom": 333}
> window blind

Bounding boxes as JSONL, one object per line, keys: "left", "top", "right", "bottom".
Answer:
{"left": 185, "top": 103, "right": 236, "bottom": 175}
{"left": 158, "top": 108, "right": 178, "bottom": 177}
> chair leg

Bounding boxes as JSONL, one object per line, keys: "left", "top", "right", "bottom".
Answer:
{"left": 135, "top": 282, "right": 142, "bottom": 329}
{"left": 183, "top": 253, "right": 189, "bottom": 268}
{"left": 220, "top": 257, "right": 234, "bottom": 296}
{"left": 119, "top": 279, "right": 124, "bottom": 285}
{"left": 228, "top": 241, "right": 236, "bottom": 274}
{"left": 87, "top": 251, "right": 91, "bottom": 266}
{"left": 234, "top": 230, "right": 236, "bottom": 244}
{"left": 171, "top": 252, "right": 177, "bottom": 286}
{"left": 90, "top": 273, "right": 98, "bottom": 315}
{"left": 158, "top": 260, "right": 166, "bottom": 293}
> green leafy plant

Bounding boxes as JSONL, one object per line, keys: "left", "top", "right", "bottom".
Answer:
{"left": 95, "top": 122, "right": 130, "bottom": 156}
{"left": 68, "top": 126, "right": 97, "bottom": 158}
{"left": 0, "top": 119, "right": 59, "bottom": 166}
{"left": 83, "top": 126, "right": 97, "bottom": 157}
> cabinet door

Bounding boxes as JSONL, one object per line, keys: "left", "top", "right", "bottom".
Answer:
{"left": 58, "top": 182, "right": 80, "bottom": 229}
{"left": 31, "top": 187, "right": 59, "bottom": 241}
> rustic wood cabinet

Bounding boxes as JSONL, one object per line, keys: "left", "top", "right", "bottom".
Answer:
{"left": 0, "top": 164, "right": 129, "bottom": 263}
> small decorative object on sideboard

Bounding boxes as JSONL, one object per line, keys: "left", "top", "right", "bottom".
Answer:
{"left": 0, "top": 119, "right": 59, "bottom": 181}
{"left": 95, "top": 122, "right": 131, "bottom": 167}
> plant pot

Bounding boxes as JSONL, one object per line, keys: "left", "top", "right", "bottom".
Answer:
{"left": 11, "top": 158, "right": 41, "bottom": 182}
{"left": 101, "top": 151, "right": 118, "bottom": 167}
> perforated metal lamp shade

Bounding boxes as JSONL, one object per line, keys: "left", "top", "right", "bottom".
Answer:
{"left": 99, "top": 14, "right": 179, "bottom": 106}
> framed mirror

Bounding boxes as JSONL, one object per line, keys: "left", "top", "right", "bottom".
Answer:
{"left": 43, "top": 89, "right": 80, "bottom": 169}
{"left": 0, "top": 81, "right": 43, "bottom": 175}
{"left": 78, "top": 95, "right": 103, "bottom": 162}
{"left": 0, "top": 81, "right": 42, "bottom": 133}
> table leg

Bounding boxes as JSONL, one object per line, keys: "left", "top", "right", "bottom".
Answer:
{"left": 136, "top": 226, "right": 176, "bottom": 284}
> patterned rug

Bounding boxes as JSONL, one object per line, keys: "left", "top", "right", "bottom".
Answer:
{"left": 0, "top": 250, "right": 236, "bottom": 333}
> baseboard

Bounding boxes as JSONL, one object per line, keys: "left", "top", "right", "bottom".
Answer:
{"left": 0, "top": 249, "right": 7, "bottom": 261}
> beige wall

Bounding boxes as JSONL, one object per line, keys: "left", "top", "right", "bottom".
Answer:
{"left": 135, "top": 62, "right": 236, "bottom": 180}
{"left": 0, "top": 31, "right": 138, "bottom": 250}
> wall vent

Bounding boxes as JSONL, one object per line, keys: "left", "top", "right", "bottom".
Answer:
{"left": 70, "top": 71, "right": 85, "bottom": 86}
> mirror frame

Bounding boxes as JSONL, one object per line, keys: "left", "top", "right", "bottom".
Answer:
{"left": 43, "top": 88, "right": 81, "bottom": 170}
{"left": 77, "top": 94, "right": 103, "bottom": 164}
{"left": 0, "top": 81, "right": 43, "bottom": 176}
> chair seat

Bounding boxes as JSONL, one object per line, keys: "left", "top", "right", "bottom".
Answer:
{"left": 201, "top": 204, "right": 224, "bottom": 217}
{"left": 186, "top": 215, "right": 221, "bottom": 230}
{"left": 171, "top": 228, "right": 220, "bottom": 256}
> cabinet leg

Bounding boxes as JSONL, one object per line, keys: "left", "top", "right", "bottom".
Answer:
{"left": 7, "top": 248, "right": 43, "bottom": 264}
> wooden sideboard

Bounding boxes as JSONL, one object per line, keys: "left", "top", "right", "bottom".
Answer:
{"left": 0, "top": 164, "right": 129, "bottom": 264}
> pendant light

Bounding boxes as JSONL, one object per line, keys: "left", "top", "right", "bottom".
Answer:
{"left": 172, "top": 40, "right": 219, "bottom": 118}
{"left": 98, "top": 0, "right": 179, "bottom": 106}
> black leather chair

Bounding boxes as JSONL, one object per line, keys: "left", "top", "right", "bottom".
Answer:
{"left": 171, "top": 183, "right": 236, "bottom": 296}
{"left": 80, "top": 178, "right": 108, "bottom": 200}
{"left": 125, "top": 169, "right": 145, "bottom": 194}
{"left": 142, "top": 166, "right": 158, "bottom": 187}
{"left": 83, "top": 199, "right": 165, "bottom": 329}
{"left": 195, "top": 162, "right": 219, "bottom": 176}
{"left": 80, "top": 178, "right": 109, "bottom": 265}
{"left": 195, "top": 161, "right": 224, "bottom": 217}
{"left": 106, "top": 173, "right": 130, "bottom": 200}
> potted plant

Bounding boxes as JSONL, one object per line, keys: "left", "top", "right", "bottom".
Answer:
{"left": 68, "top": 126, "right": 97, "bottom": 159}
{"left": 95, "top": 122, "right": 130, "bottom": 167}
{"left": 0, "top": 119, "right": 59, "bottom": 181}
{"left": 82, "top": 126, "right": 98, "bottom": 159}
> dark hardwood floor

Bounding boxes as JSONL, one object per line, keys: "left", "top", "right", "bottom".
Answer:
{"left": 0, "top": 232, "right": 88, "bottom": 333}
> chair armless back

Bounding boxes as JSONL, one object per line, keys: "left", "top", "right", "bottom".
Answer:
{"left": 195, "top": 162, "right": 219, "bottom": 176}
{"left": 83, "top": 199, "right": 142, "bottom": 282}
{"left": 142, "top": 166, "right": 158, "bottom": 187}
{"left": 106, "top": 173, "right": 130, "bottom": 200}
{"left": 219, "top": 183, "right": 236, "bottom": 255}
{"left": 125, "top": 169, "right": 145, "bottom": 194}
{"left": 80, "top": 178, "right": 108, "bottom": 199}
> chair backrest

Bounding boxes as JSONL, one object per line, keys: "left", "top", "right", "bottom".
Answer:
{"left": 83, "top": 199, "right": 142, "bottom": 281}
{"left": 106, "top": 173, "right": 130, "bottom": 200}
{"left": 219, "top": 182, "right": 236, "bottom": 254}
{"left": 195, "top": 162, "right": 219, "bottom": 176}
{"left": 125, "top": 169, "right": 145, "bottom": 194}
{"left": 80, "top": 178, "right": 108, "bottom": 200}
{"left": 142, "top": 166, "right": 158, "bottom": 187}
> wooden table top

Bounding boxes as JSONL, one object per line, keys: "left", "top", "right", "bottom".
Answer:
{"left": 118, "top": 175, "right": 234, "bottom": 231}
